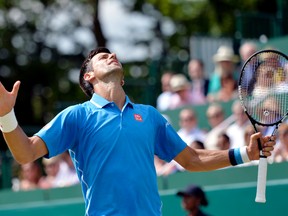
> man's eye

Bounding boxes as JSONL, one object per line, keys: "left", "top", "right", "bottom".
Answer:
{"left": 99, "top": 54, "right": 108, "bottom": 60}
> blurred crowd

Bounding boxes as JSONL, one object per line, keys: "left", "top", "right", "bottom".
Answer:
{"left": 155, "top": 42, "right": 288, "bottom": 176}
{"left": 11, "top": 151, "right": 79, "bottom": 191}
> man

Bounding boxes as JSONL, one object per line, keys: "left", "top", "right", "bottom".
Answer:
{"left": 177, "top": 108, "right": 206, "bottom": 146}
{"left": 187, "top": 59, "right": 209, "bottom": 105}
{"left": 177, "top": 184, "right": 209, "bottom": 216}
{"left": 0, "top": 47, "right": 275, "bottom": 216}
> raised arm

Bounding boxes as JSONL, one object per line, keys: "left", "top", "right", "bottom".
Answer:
{"left": 174, "top": 132, "right": 275, "bottom": 172}
{"left": 0, "top": 81, "right": 48, "bottom": 164}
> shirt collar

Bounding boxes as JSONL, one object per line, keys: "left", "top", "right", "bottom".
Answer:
{"left": 90, "top": 93, "right": 134, "bottom": 109}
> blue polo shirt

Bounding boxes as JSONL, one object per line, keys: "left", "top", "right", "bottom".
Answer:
{"left": 35, "top": 93, "right": 187, "bottom": 216}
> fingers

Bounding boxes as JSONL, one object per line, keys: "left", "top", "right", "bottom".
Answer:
{"left": 261, "top": 136, "right": 276, "bottom": 157}
{"left": 12, "top": 81, "right": 21, "bottom": 96}
{"left": 0, "top": 80, "right": 20, "bottom": 95}
{"left": 251, "top": 132, "right": 261, "bottom": 140}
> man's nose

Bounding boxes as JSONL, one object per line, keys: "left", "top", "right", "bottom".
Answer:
{"left": 109, "top": 53, "right": 117, "bottom": 59}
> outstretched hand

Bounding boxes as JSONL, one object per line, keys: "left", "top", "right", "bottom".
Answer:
{"left": 247, "top": 132, "right": 276, "bottom": 160}
{"left": 0, "top": 81, "right": 21, "bottom": 116}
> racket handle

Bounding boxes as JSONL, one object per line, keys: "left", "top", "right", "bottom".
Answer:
{"left": 255, "top": 157, "right": 267, "bottom": 203}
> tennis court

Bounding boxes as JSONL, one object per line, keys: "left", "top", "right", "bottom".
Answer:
{"left": 0, "top": 161, "right": 287, "bottom": 215}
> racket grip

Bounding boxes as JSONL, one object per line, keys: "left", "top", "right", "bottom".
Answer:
{"left": 255, "top": 157, "right": 267, "bottom": 203}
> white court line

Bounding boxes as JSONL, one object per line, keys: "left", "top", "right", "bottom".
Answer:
{"left": 1, "top": 179, "right": 288, "bottom": 210}
{"left": 159, "top": 178, "right": 288, "bottom": 195}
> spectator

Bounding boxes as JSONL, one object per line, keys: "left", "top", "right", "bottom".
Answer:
{"left": 155, "top": 111, "right": 206, "bottom": 176}
{"left": 177, "top": 108, "right": 206, "bottom": 145}
{"left": 208, "top": 45, "right": 239, "bottom": 94}
{"left": 206, "top": 103, "right": 225, "bottom": 130}
{"left": 238, "top": 42, "right": 258, "bottom": 93}
{"left": 239, "top": 42, "right": 258, "bottom": 64}
{"left": 252, "top": 64, "right": 274, "bottom": 98}
{"left": 204, "top": 103, "right": 233, "bottom": 150}
{"left": 216, "top": 132, "right": 231, "bottom": 150}
{"left": 272, "top": 123, "right": 288, "bottom": 163}
{"left": 176, "top": 184, "right": 210, "bottom": 216}
{"left": 168, "top": 74, "right": 194, "bottom": 110}
{"left": 207, "top": 74, "right": 237, "bottom": 103}
{"left": 154, "top": 155, "right": 168, "bottom": 176}
{"left": 244, "top": 124, "right": 256, "bottom": 146}
{"left": 39, "top": 153, "right": 79, "bottom": 189}
{"left": 226, "top": 100, "right": 249, "bottom": 149}
{"left": 190, "top": 140, "right": 205, "bottom": 150}
{"left": 187, "top": 59, "right": 209, "bottom": 105}
{"left": 60, "top": 151, "right": 80, "bottom": 186}
{"left": 156, "top": 71, "right": 174, "bottom": 111}
{"left": 162, "top": 109, "right": 207, "bottom": 174}
{"left": 15, "top": 161, "right": 44, "bottom": 191}
{"left": 39, "top": 156, "right": 62, "bottom": 189}
{"left": 155, "top": 157, "right": 179, "bottom": 176}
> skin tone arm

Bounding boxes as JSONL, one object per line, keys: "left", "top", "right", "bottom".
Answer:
{"left": 0, "top": 81, "right": 48, "bottom": 164}
{"left": 174, "top": 132, "right": 275, "bottom": 172}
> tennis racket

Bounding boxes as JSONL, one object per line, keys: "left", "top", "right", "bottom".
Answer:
{"left": 238, "top": 49, "right": 288, "bottom": 203}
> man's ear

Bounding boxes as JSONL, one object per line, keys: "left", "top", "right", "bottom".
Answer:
{"left": 121, "top": 80, "right": 125, "bottom": 86}
{"left": 83, "top": 72, "right": 94, "bottom": 81}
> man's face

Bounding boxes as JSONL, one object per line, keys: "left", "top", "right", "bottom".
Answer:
{"left": 90, "top": 52, "right": 123, "bottom": 79}
{"left": 181, "top": 195, "right": 200, "bottom": 212}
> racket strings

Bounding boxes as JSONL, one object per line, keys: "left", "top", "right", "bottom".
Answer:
{"left": 239, "top": 51, "right": 288, "bottom": 125}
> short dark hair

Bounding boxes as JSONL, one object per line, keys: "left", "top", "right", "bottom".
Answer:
{"left": 79, "top": 47, "right": 111, "bottom": 97}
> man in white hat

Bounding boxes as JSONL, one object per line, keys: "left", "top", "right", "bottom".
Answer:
{"left": 168, "top": 73, "right": 194, "bottom": 110}
{"left": 208, "top": 45, "right": 239, "bottom": 94}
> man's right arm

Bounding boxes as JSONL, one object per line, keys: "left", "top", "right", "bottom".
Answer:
{"left": 3, "top": 127, "right": 48, "bottom": 164}
{"left": 0, "top": 81, "right": 48, "bottom": 164}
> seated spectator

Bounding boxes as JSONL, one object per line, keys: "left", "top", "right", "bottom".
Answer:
{"left": 15, "top": 161, "right": 44, "bottom": 191}
{"left": 177, "top": 108, "right": 206, "bottom": 145}
{"left": 272, "top": 123, "right": 288, "bottom": 163}
{"left": 154, "top": 155, "right": 168, "bottom": 176}
{"left": 252, "top": 64, "right": 274, "bottom": 99}
{"left": 207, "top": 74, "right": 238, "bottom": 103}
{"left": 168, "top": 74, "right": 194, "bottom": 110}
{"left": 155, "top": 158, "right": 179, "bottom": 176}
{"left": 190, "top": 140, "right": 205, "bottom": 149}
{"left": 216, "top": 132, "right": 231, "bottom": 150}
{"left": 39, "top": 153, "right": 79, "bottom": 189}
{"left": 187, "top": 59, "right": 209, "bottom": 105}
{"left": 239, "top": 42, "right": 257, "bottom": 63}
{"left": 244, "top": 124, "right": 256, "bottom": 146}
{"left": 206, "top": 103, "right": 225, "bottom": 130}
{"left": 156, "top": 71, "right": 174, "bottom": 111}
{"left": 226, "top": 100, "right": 250, "bottom": 149}
{"left": 39, "top": 156, "right": 62, "bottom": 189}
{"left": 204, "top": 103, "right": 234, "bottom": 150}
{"left": 208, "top": 45, "right": 239, "bottom": 94}
{"left": 176, "top": 184, "right": 210, "bottom": 216}
{"left": 60, "top": 151, "right": 80, "bottom": 186}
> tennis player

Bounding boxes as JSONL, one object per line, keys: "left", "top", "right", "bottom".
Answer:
{"left": 0, "top": 47, "right": 275, "bottom": 216}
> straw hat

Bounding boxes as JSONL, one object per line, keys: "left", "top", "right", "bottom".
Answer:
{"left": 213, "top": 45, "right": 239, "bottom": 63}
{"left": 170, "top": 74, "right": 190, "bottom": 92}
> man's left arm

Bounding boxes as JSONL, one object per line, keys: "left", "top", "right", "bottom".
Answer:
{"left": 174, "top": 132, "right": 275, "bottom": 172}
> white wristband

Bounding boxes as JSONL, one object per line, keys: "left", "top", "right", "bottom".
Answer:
{"left": 0, "top": 109, "right": 18, "bottom": 133}
{"left": 240, "top": 146, "right": 250, "bottom": 163}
